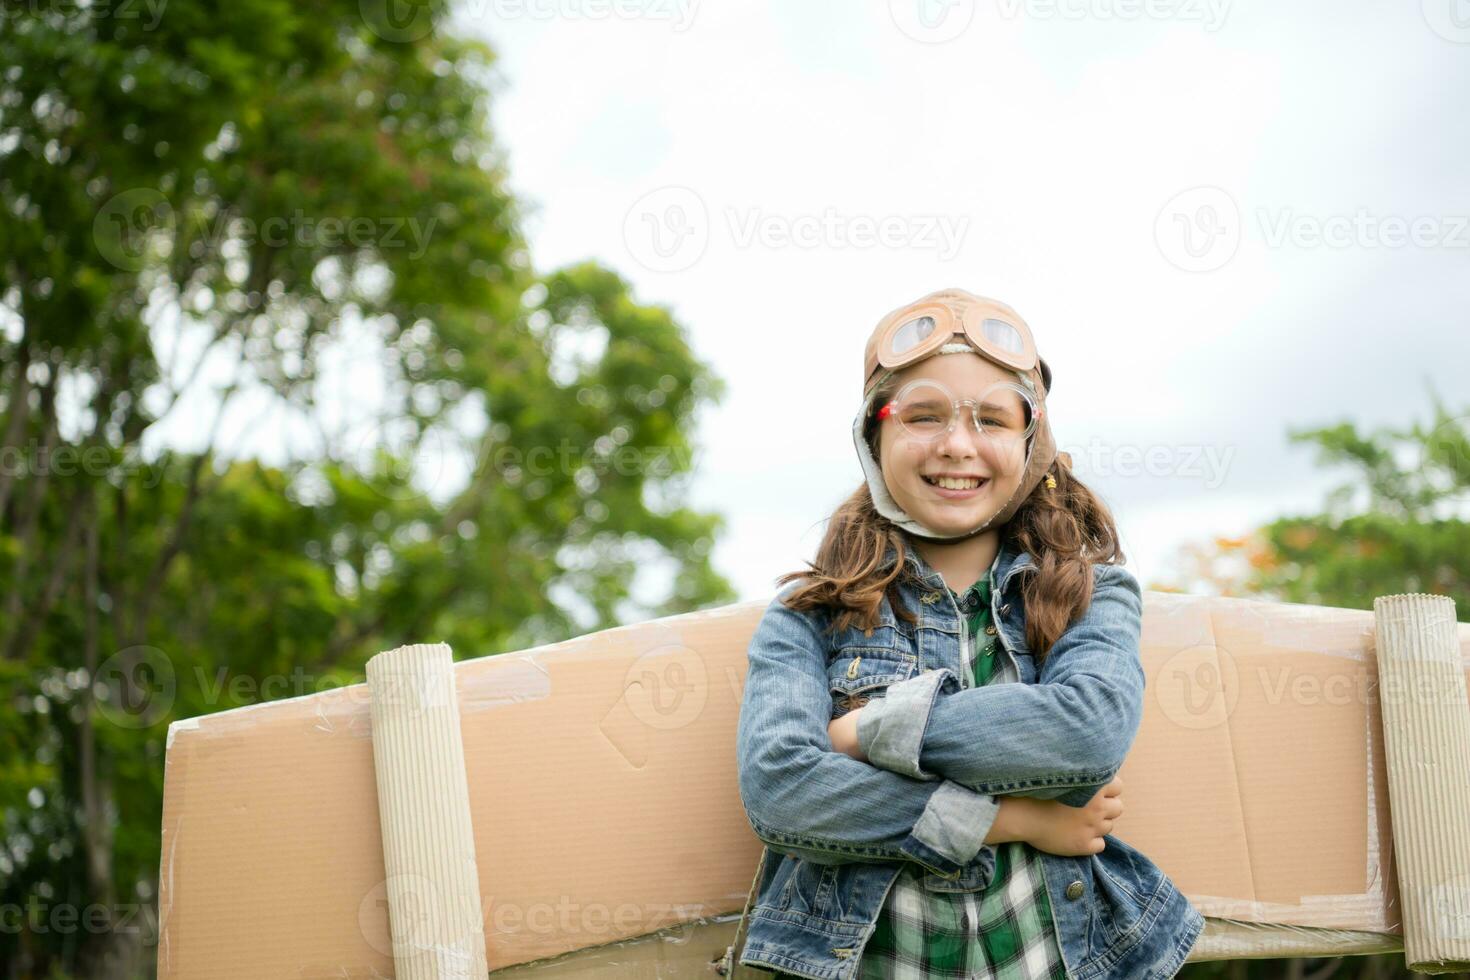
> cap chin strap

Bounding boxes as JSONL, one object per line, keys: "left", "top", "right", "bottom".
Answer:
{"left": 852, "top": 349, "right": 1057, "bottom": 542}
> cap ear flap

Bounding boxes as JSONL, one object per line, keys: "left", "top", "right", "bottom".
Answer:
{"left": 1038, "top": 356, "right": 1053, "bottom": 395}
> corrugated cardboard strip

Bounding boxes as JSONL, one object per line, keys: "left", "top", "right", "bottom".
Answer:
{"left": 366, "top": 643, "right": 489, "bottom": 979}
{"left": 1373, "top": 595, "right": 1470, "bottom": 974}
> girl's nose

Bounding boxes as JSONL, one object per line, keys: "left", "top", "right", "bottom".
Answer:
{"left": 938, "top": 414, "right": 982, "bottom": 457}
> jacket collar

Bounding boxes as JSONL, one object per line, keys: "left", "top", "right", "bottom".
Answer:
{"left": 884, "top": 534, "right": 1036, "bottom": 595}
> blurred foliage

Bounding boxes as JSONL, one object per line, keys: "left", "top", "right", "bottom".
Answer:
{"left": 1248, "top": 390, "right": 1470, "bottom": 612}
{"left": 0, "top": 1, "right": 733, "bottom": 976}
{"left": 1154, "top": 390, "right": 1470, "bottom": 613}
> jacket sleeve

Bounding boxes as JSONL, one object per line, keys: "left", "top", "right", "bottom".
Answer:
{"left": 736, "top": 588, "right": 1002, "bottom": 878}
{"left": 855, "top": 563, "right": 1145, "bottom": 806}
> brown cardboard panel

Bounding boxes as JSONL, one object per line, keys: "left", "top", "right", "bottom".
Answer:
{"left": 158, "top": 686, "right": 391, "bottom": 979}
{"left": 158, "top": 592, "right": 1465, "bottom": 977}
{"left": 1118, "top": 595, "right": 1397, "bottom": 932}
{"left": 460, "top": 606, "right": 768, "bottom": 969}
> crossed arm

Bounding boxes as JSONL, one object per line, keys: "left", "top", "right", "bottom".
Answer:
{"left": 844, "top": 564, "right": 1146, "bottom": 805}
{"left": 735, "top": 565, "right": 1145, "bottom": 873}
{"left": 736, "top": 590, "right": 1006, "bottom": 877}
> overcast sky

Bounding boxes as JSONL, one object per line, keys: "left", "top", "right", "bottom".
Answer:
{"left": 133, "top": 2, "right": 1470, "bottom": 613}
{"left": 452, "top": 0, "right": 1470, "bottom": 603}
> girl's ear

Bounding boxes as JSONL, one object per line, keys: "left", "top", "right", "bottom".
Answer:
{"left": 1057, "top": 451, "right": 1072, "bottom": 469}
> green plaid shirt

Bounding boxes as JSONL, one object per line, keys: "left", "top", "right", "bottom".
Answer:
{"left": 857, "top": 559, "right": 1068, "bottom": 979}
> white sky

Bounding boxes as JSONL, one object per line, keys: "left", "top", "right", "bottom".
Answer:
{"left": 127, "top": 1, "right": 1470, "bottom": 613}
{"left": 461, "top": 0, "right": 1470, "bottom": 601}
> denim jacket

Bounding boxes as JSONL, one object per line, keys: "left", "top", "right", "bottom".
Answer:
{"left": 734, "top": 537, "right": 1204, "bottom": 979}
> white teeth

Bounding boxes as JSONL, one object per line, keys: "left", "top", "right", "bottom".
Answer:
{"left": 925, "top": 475, "right": 985, "bottom": 490}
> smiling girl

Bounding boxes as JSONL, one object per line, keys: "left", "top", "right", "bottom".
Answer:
{"left": 733, "top": 288, "right": 1203, "bottom": 979}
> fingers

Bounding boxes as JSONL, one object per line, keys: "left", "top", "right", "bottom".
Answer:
{"left": 1102, "top": 774, "right": 1124, "bottom": 796}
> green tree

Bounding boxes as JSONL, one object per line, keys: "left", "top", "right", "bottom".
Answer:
{"left": 0, "top": 2, "right": 733, "bottom": 976}
{"left": 1248, "top": 389, "right": 1470, "bottom": 611}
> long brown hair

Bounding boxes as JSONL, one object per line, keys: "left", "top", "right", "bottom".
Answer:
{"left": 775, "top": 372, "right": 1124, "bottom": 665}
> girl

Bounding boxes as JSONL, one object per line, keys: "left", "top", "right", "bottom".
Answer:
{"left": 733, "top": 288, "right": 1203, "bottom": 979}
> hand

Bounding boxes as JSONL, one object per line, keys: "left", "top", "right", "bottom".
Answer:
{"left": 1016, "top": 774, "right": 1124, "bottom": 857}
{"left": 827, "top": 708, "right": 866, "bottom": 761}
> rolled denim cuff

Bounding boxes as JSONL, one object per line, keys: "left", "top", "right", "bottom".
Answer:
{"left": 1053, "top": 781, "right": 1106, "bottom": 808}
{"left": 856, "top": 668, "right": 949, "bottom": 780}
{"left": 900, "top": 779, "right": 1002, "bottom": 876}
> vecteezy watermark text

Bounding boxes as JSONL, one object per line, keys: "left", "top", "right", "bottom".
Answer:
{"left": 94, "top": 189, "right": 438, "bottom": 272}
{"left": 1257, "top": 208, "right": 1470, "bottom": 250}
{"left": 992, "top": 0, "right": 1229, "bottom": 30}
{"left": 623, "top": 187, "right": 970, "bottom": 272}
{"left": 1062, "top": 438, "right": 1235, "bottom": 489}
{"left": 1156, "top": 186, "right": 1470, "bottom": 272}
{"left": 3, "top": 0, "right": 167, "bottom": 29}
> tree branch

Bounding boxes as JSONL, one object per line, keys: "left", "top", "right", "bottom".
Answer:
{"left": 2, "top": 355, "right": 62, "bottom": 628}
{"left": 125, "top": 342, "right": 249, "bottom": 643}
{"left": 3, "top": 479, "right": 90, "bottom": 661}
{"left": 0, "top": 322, "right": 33, "bottom": 522}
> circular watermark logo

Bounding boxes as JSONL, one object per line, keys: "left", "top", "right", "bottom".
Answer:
{"left": 358, "top": 874, "right": 453, "bottom": 957}
{"left": 621, "top": 644, "right": 707, "bottom": 732}
{"left": 1422, "top": 0, "right": 1470, "bottom": 43}
{"left": 622, "top": 186, "right": 709, "bottom": 273}
{"left": 94, "top": 188, "right": 175, "bottom": 273}
{"left": 94, "top": 645, "right": 176, "bottom": 730}
{"left": 1154, "top": 185, "right": 1241, "bottom": 272}
{"left": 1154, "top": 643, "right": 1238, "bottom": 730}
{"left": 889, "top": 0, "right": 976, "bottom": 43}
{"left": 1419, "top": 413, "right": 1470, "bottom": 504}
{"left": 360, "top": 0, "right": 436, "bottom": 41}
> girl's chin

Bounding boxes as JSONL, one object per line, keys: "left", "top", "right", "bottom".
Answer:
{"left": 901, "top": 498, "right": 999, "bottom": 530}
{"left": 921, "top": 511, "right": 996, "bottom": 532}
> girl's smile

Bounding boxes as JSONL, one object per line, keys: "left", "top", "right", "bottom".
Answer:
{"left": 923, "top": 470, "right": 993, "bottom": 493}
{"left": 922, "top": 473, "right": 991, "bottom": 497}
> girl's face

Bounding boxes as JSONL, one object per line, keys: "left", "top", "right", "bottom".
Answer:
{"left": 875, "top": 353, "right": 1032, "bottom": 536}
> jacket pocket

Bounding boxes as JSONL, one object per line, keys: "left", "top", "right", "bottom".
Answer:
{"left": 766, "top": 854, "right": 882, "bottom": 925}
{"left": 777, "top": 858, "right": 839, "bottom": 914}
{"left": 1083, "top": 835, "right": 1166, "bottom": 959}
{"left": 826, "top": 653, "right": 916, "bottom": 718}
{"left": 918, "top": 844, "right": 998, "bottom": 892}
{"left": 825, "top": 616, "right": 918, "bottom": 717}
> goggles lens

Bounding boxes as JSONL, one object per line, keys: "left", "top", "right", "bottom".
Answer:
{"left": 882, "top": 380, "right": 1038, "bottom": 453}
{"left": 890, "top": 315, "right": 937, "bottom": 356}
{"left": 980, "top": 317, "right": 1025, "bottom": 356}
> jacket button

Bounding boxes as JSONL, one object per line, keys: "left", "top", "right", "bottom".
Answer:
{"left": 984, "top": 624, "right": 997, "bottom": 635}
{"left": 1065, "top": 880, "right": 1084, "bottom": 900}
